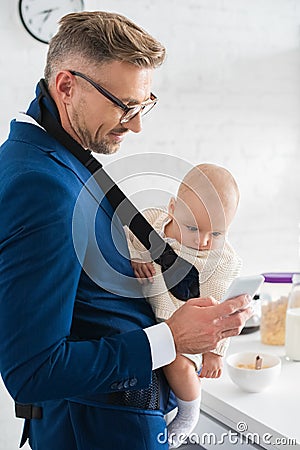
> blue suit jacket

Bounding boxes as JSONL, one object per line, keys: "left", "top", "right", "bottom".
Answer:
{"left": 0, "top": 90, "right": 171, "bottom": 449}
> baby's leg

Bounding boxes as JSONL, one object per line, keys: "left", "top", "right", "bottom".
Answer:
{"left": 164, "top": 355, "right": 201, "bottom": 448}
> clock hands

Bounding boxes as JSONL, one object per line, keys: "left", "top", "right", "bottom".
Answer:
{"left": 37, "top": 8, "right": 60, "bottom": 15}
{"left": 37, "top": 8, "right": 60, "bottom": 23}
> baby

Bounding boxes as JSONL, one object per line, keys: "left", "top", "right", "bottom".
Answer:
{"left": 127, "top": 163, "right": 242, "bottom": 448}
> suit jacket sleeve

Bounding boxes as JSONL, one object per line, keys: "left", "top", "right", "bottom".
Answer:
{"left": 0, "top": 169, "right": 152, "bottom": 403}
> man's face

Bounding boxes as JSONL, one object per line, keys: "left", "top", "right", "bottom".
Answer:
{"left": 64, "top": 61, "right": 154, "bottom": 154}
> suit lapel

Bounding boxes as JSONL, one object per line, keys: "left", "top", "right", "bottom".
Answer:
{"left": 50, "top": 140, "right": 116, "bottom": 222}
{"left": 12, "top": 119, "right": 115, "bottom": 222}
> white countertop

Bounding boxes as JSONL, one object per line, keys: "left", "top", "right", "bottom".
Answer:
{"left": 200, "top": 330, "right": 300, "bottom": 449}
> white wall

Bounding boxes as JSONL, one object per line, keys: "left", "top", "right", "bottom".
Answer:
{"left": 1, "top": 1, "right": 300, "bottom": 448}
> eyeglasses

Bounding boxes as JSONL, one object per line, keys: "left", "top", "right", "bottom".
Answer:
{"left": 69, "top": 70, "right": 158, "bottom": 124}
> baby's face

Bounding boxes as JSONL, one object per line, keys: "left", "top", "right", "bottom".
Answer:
{"left": 166, "top": 190, "right": 231, "bottom": 251}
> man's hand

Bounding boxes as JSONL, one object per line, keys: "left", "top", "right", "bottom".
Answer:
{"left": 165, "top": 295, "right": 253, "bottom": 355}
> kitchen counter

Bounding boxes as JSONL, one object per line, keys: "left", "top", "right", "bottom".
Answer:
{"left": 193, "top": 331, "right": 300, "bottom": 449}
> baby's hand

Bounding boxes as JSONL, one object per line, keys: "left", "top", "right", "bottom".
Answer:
{"left": 200, "top": 352, "right": 223, "bottom": 378}
{"left": 131, "top": 260, "right": 156, "bottom": 284}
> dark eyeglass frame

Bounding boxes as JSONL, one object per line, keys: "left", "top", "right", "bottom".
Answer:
{"left": 69, "top": 70, "right": 158, "bottom": 124}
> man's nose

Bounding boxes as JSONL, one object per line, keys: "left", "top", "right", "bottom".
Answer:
{"left": 123, "top": 113, "right": 142, "bottom": 133}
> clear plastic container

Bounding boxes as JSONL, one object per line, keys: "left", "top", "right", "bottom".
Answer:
{"left": 260, "top": 273, "right": 293, "bottom": 346}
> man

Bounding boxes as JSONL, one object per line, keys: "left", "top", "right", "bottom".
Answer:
{"left": 0, "top": 11, "right": 252, "bottom": 450}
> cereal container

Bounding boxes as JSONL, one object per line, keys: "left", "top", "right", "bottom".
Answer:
{"left": 260, "top": 273, "right": 293, "bottom": 345}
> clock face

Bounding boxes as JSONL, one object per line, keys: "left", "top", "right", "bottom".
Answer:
{"left": 19, "top": 0, "right": 85, "bottom": 44}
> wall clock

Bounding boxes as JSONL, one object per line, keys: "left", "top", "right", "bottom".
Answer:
{"left": 19, "top": 0, "right": 85, "bottom": 44}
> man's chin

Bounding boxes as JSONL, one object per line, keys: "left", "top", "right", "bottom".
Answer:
{"left": 90, "top": 142, "right": 120, "bottom": 155}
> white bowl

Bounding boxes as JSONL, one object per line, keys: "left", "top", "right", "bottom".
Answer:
{"left": 226, "top": 352, "right": 281, "bottom": 393}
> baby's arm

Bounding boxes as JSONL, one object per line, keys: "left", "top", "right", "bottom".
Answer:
{"left": 200, "top": 352, "right": 223, "bottom": 379}
{"left": 125, "top": 225, "right": 156, "bottom": 283}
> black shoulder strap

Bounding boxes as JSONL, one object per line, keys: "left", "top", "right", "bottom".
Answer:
{"left": 36, "top": 79, "right": 199, "bottom": 301}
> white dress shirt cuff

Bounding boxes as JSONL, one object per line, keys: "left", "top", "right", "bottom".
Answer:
{"left": 143, "top": 322, "right": 176, "bottom": 370}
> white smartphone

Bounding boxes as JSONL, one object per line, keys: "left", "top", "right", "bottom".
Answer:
{"left": 221, "top": 275, "right": 265, "bottom": 302}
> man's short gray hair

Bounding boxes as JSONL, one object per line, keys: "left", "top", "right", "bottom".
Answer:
{"left": 44, "top": 11, "right": 166, "bottom": 84}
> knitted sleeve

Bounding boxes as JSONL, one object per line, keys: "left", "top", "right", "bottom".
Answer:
{"left": 199, "top": 241, "right": 242, "bottom": 357}
{"left": 212, "top": 338, "right": 230, "bottom": 357}
{"left": 124, "top": 208, "right": 181, "bottom": 321}
{"left": 125, "top": 226, "right": 151, "bottom": 262}
{"left": 198, "top": 241, "right": 242, "bottom": 302}
{"left": 125, "top": 207, "right": 164, "bottom": 262}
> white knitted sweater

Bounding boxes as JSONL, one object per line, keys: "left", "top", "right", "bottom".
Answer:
{"left": 127, "top": 207, "right": 242, "bottom": 358}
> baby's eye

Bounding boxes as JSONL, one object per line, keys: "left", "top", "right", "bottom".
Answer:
{"left": 211, "top": 231, "right": 222, "bottom": 237}
{"left": 186, "top": 225, "right": 198, "bottom": 232}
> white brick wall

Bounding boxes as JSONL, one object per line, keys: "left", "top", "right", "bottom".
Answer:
{"left": 1, "top": 1, "right": 300, "bottom": 448}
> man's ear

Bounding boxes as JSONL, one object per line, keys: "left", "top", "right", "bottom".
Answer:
{"left": 167, "top": 197, "right": 176, "bottom": 217}
{"left": 55, "top": 71, "right": 74, "bottom": 105}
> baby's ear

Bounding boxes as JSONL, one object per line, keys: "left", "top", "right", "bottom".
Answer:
{"left": 167, "top": 197, "right": 176, "bottom": 217}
